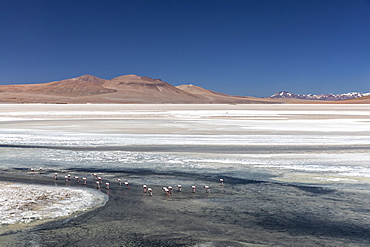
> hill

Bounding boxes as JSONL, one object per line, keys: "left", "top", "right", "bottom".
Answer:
{"left": 176, "top": 84, "right": 275, "bottom": 104}
{"left": 1, "top": 75, "right": 367, "bottom": 104}
{"left": 0, "top": 74, "right": 281, "bottom": 104}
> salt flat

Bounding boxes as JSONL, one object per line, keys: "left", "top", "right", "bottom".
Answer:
{"left": 0, "top": 181, "right": 107, "bottom": 225}
{"left": 1, "top": 104, "right": 370, "bottom": 184}
{"left": 1, "top": 104, "right": 370, "bottom": 246}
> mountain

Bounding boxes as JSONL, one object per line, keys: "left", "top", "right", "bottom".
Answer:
{"left": 0, "top": 75, "right": 115, "bottom": 99}
{"left": 73, "top": 74, "right": 108, "bottom": 85}
{"left": 270, "top": 91, "right": 370, "bottom": 101}
{"left": 176, "top": 84, "right": 269, "bottom": 103}
{"left": 0, "top": 74, "right": 280, "bottom": 104}
{"left": 101, "top": 74, "right": 206, "bottom": 103}
{"left": 1, "top": 75, "right": 368, "bottom": 104}
{"left": 176, "top": 84, "right": 230, "bottom": 97}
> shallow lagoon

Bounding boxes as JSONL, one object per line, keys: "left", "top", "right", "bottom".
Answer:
{"left": 1, "top": 104, "right": 370, "bottom": 246}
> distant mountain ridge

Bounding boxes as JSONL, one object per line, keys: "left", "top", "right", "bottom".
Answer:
{"left": 1, "top": 74, "right": 369, "bottom": 104}
{"left": 270, "top": 91, "right": 370, "bottom": 101}
{"left": 0, "top": 74, "right": 276, "bottom": 104}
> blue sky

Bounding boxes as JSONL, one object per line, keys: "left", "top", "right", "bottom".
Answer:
{"left": 1, "top": 0, "right": 369, "bottom": 97}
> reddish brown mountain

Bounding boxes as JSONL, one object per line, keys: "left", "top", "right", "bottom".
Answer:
{"left": 176, "top": 84, "right": 230, "bottom": 96}
{"left": 1, "top": 74, "right": 369, "bottom": 104}
{"left": 0, "top": 74, "right": 283, "bottom": 104}
{"left": 175, "top": 84, "right": 270, "bottom": 103}
{"left": 35, "top": 75, "right": 115, "bottom": 97}
{"left": 100, "top": 75, "right": 205, "bottom": 103}
{"left": 0, "top": 75, "right": 114, "bottom": 100}
{"left": 74, "top": 74, "right": 108, "bottom": 85}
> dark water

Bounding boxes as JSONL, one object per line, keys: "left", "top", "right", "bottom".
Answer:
{"left": 1, "top": 165, "right": 370, "bottom": 247}
{"left": 1, "top": 136, "right": 370, "bottom": 247}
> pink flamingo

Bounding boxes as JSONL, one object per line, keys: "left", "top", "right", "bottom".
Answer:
{"left": 65, "top": 175, "right": 68, "bottom": 182}
{"left": 97, "top": 177, "right": 102, "bottom": 184}
{"left": 191, "top": 185, "right": 196, "bottom": 193}
{"left": 74, "top": 176, "right": 80, "bottom": 183}
{"left": 30, "top": 168, "right": 35, "bottom": 173}
{"left": 54, "top": 173, "right": 58, "bottom": 180}
{"left": 168, "top": 186, "right": 173, "bottom": 194}
{"left": 105, "top": 182, "right": 110, "bottom": 190}
{"left": 163, "top": 187, "right": 170, "bottom": 196}
{"left": 124, "top": 182, "right": 130, "bottom": 189}
{"left": 39, "top": 167, "right": 43, "bottom": 174}
{"left": 96, "top": 181, "right": 101, "bottom": 189}
{"left": 177, "top": 184, "right": 182, "bottom": 192}
{"left": 219, "top": 178, "right": 224, "bottom": 186}
{"left": 67, "top": 174, "right": 71, "bottom": 181}
{"left": 117, "top": 179, "right": 122, "bottom": 186}
{"left": 82, "top": 177, "right": 87, "bottom": 185}
{"left": 204, "top": 185, "right": 210, "bottom": 193}
{"left": 143, "top": 185, "right": 147, "bottom": 193}
{"left": 148, "top": 188, "right": 153, "bottom": 196}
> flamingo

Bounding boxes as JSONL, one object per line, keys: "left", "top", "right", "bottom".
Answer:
{"left": 82, "top": 177, "right": 87, "bottom": 185}
{"left": 67, "top": 174, "right": 71, "bottom": 181}
{"left": 204, "top": 185, "right": 210, "bottom": 193}
{"left": 148, "top": 188, "right": 153, "bottom": 196}
{"left": 219, "top": 178, "right": 224, "bottom": 186}
{"left": 168, "top": 186, "right": 173, "bottom": 194}
{"left": 143, "top": 185, "right": 147, "bottom": 193}
{"left": 117, "top": 179, "right": 122, "bottom": 186}
{"left": 191, "top": 185, "right": 196, "bottom": 193}
{"left": 177, "top": 184, "right": 182, "bottom": 192}
{"left": 105, "top": 182, "right": 110, "bottom": 190}
{"left": 163, "top": 187, "right": 170, "bottom": 196}
{"left": 124, "top": 182, "right": 130, "bottom": 189}
{"left": 74, "top": 176, "right": 80, "bottom": 183}
{"left": 96, "top": 181, "right": 101, "bottom": 189}
{"left": 54, "top": 173, "right": 58, "bottom": 180}
{"left": 65, "top": 175, "right": 68, "bottom": 182}
{"left": 30, "top": 168, "right": 35, "bottom": 173}
{"left": 162, "top": 187, "right": 167, "bottom": 194}
{"left": 39, "top": 167, "right": 43, "bottom": 174}
{"left": 97, "top": 177, "right": 102, "bottom": 184}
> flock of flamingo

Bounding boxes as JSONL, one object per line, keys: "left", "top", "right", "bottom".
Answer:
{"left": 30, "top": 167, "right": 224, "bottom": 196}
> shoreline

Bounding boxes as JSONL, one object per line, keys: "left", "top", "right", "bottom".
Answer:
{"left": 0, "top": 172, "right": 108, "bottom": 236}
{"left": 1, "top": 169, "right": 370, "bottom": 246}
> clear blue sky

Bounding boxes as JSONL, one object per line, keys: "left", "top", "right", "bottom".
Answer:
{"left": 1, "top": 0, "right": 369, "bottom": 97}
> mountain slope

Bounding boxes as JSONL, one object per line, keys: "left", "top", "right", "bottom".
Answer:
{"left": 100, "top": 75, "right": 208, "bottom": 103}
{"left": 0, "top": 74, "right": 278, "bottom": 104}
{"left": 176, "top": 84, "right": 230, "bottom": 96}
{"left": 75, "top": 74, "right": 108, "bottom": 85}
{"left": 36, "top": 75, "right": 115, "bottom": 97}
{"left": 176, "top": 84, "right": 270, "bottom": 104}
{"left": 4, "top": 74, "right": 367, "bottom": 104}
{"left": 0, "top": 74, "right": 115, "bottom": 98}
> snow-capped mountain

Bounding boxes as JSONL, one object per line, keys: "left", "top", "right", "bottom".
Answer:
{"left": 270, "top": 91, "right": 370, "bottom": 101}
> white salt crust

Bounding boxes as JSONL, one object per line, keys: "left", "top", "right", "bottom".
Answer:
{"left": 0, "top": 182, "right": 107, "bottom": 225}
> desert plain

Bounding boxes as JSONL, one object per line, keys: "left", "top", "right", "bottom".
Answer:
{"left": 1, "top": 104, "right": 370, "bottom": 246}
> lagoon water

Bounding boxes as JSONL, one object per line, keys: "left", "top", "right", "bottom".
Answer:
{"left": 1, "top": 104, "right": 370, "bottom": 246}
